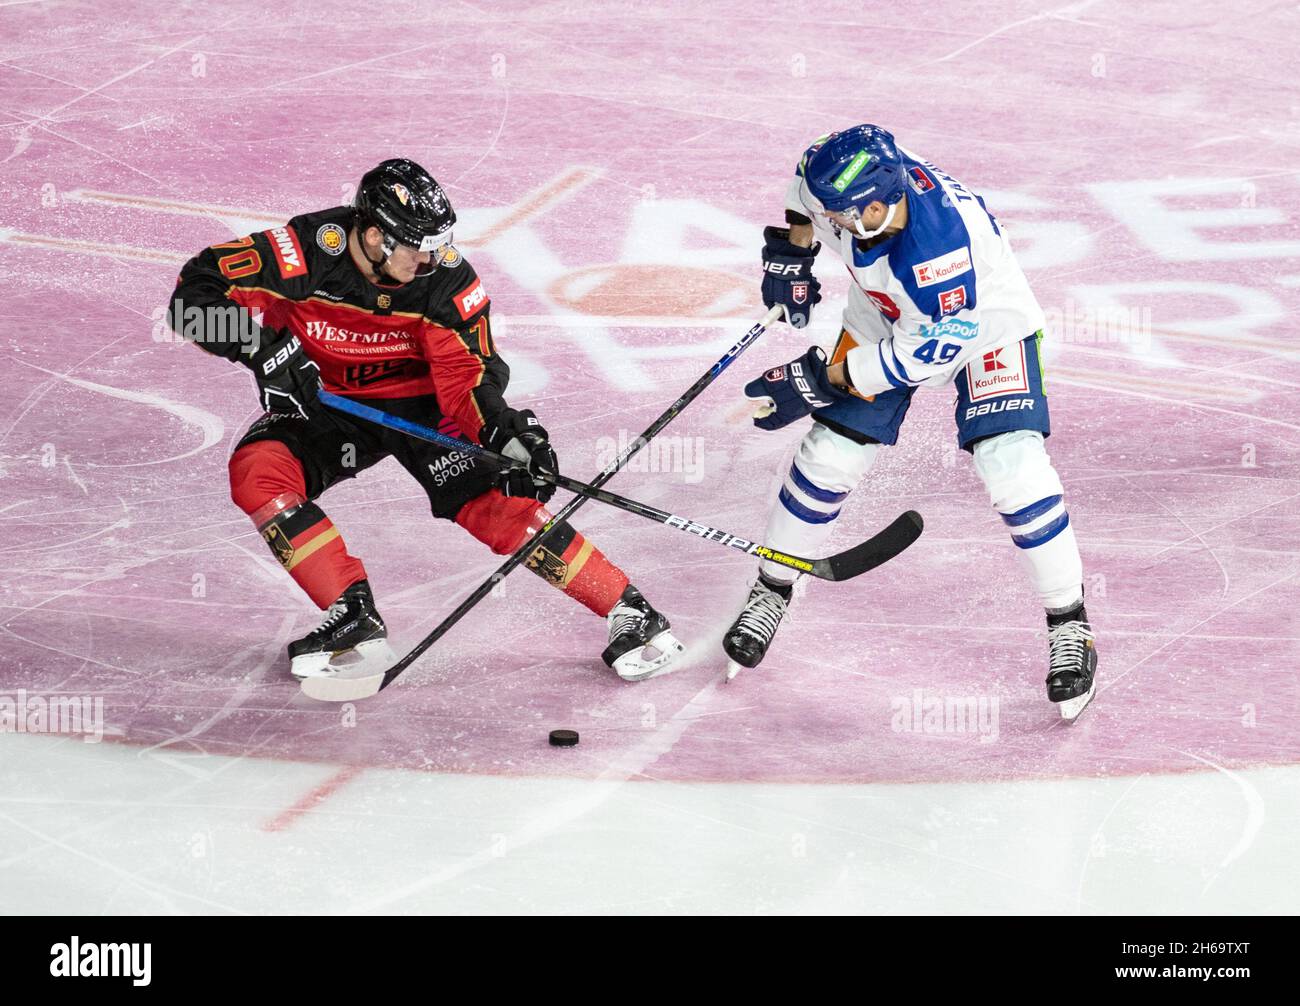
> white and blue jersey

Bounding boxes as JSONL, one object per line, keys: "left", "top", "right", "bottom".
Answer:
{"left": 785, "top": 145, "right": 1046, "bottom": 399}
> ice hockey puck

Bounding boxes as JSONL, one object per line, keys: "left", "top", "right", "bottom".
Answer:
{"left": 548, "top": 729, "right": 579, "bottom": 747}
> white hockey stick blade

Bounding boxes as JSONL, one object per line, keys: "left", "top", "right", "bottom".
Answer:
{"left": 300, "top": 668, "right": 386, "bottom": 702}
{"left": 724, "top": 660, "right": 744, "bottom": 683}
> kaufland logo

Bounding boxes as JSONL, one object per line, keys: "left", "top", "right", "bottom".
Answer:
{"left": 967, "top": 342, "right": 1030, "bottom": 401}
{"left": 912, "top": 248, "right": 972, "bottom": 288}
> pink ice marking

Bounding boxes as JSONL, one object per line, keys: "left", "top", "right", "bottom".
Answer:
{"left": 1, "top": 1, "right": 1297, "bottom": 788}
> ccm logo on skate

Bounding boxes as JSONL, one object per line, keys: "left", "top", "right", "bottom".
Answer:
{"left": 265, "top": 225, "right": 307, "bottom": 279}
{"left": 454, "top": 278, "right": 488, "bottom": 319}
{"left": 964, "top": 398, "right": 1034, "bottom": 420}
{"left": 261, "top": 336, "right": 302, "bottom": 375}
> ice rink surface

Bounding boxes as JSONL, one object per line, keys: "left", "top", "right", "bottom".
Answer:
{"left": 2, "top": 1, "right": 1298, "bottom": 914}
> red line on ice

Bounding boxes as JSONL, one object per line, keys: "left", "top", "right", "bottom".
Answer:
{"left": 262, "top": 765, "right": 363, "bottom": 833}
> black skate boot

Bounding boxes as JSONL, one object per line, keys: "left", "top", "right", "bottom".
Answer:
{"left": 1046, "top": 601, "right": 1098, "bottom": 721}
{"left": 602, "top": 584, "right": 685, "bottom": 681}
{"left": 288, "top": 579, "right": 390, "bottom": 680}
{"left": 723, "top": 575, "right": 792, "bottom": 681}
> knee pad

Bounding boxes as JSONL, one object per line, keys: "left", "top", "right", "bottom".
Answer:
{"left": 229, "top": 441, "right": 308, "bottom": 518}
{"left": 971, "top": 430, "right": 1063, "bottom": 513}
{"left": 973, "top": 430, "right": 1070, "bottom": 549}
{"left": 776, "top": 421, "right": 879, "bottom": 525}
{"left": 456, "top": 489, "right": 555, "bottom": 555}
{"left": 793, "top": 421, "right": 879, "bottom": 494}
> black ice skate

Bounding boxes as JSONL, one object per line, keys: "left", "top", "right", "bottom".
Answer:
{"left": 602, "top": 584, "right": 685, "bottom": 681}
{"left": 1046, "top": 602, "right": 1098, "bottom": 721}
{"left": 288, "top": 579, "right": 391, "bottom": 680}
{"left": 723, "top": 576, "right": 791, "bottom": 681}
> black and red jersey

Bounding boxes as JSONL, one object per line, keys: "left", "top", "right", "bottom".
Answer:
{"left": 169, "top": 206, "right": 508, "bottom": 443}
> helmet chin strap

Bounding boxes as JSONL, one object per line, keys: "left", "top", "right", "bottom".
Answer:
{"left": 853, "top": 201, "right": 899, "bottom": 240}
{"left": 359, "top": 224, "right": 441, "bottom": 280}
{"left": 360, "top": 232, "right": 397, "bottom": 280}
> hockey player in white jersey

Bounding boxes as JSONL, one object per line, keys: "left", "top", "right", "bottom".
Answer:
{"left": 728, "top": 125, "right": 1097, "bottom": 719}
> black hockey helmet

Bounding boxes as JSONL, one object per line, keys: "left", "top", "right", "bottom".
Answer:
{"left": 353, "top": 158, "right": 457, "bottom": 276}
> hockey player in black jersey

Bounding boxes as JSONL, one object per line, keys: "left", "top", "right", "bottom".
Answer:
{"left": 169, "top": 159, "right": 683, "bottom": 681}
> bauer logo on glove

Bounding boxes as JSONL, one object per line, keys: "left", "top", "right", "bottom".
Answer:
{"left": 744, "top": 346, "right": 848, "bottom": 431}
{"left": 760, "top": 226, "right": 822, "bottom": 329}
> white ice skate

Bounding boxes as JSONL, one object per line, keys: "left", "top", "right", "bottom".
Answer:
{"left": 602, "top": 585, "right": 685, "bottom": 681}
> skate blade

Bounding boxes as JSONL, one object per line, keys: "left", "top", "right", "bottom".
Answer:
{"left": 291, "top": 639, "right": 394, "bottom": 681}
{"left": 614, "top": 630, "right": 686, "bottom": 682}
{"left": 1057, "top": 679, "right": 1097, "bottom": 722}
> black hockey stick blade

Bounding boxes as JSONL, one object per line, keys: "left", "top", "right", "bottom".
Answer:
{"left": 813, "top": 510, "right": 923, "bottom": 581}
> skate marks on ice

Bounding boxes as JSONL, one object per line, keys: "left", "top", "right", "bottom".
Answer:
{"left": 345, "top": 642, "right": 725, "bottom": 912}
{"left": 5, "top": 728, "right": 1296, "bottom": 914}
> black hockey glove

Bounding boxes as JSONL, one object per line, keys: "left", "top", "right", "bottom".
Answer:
{"left": 761, "top": 225, "right": 822, "bottom": 329}
{"left": 250, "top": 329, "right": 321, "bottom": 420}
{"left": 744, "top": 346, "right": 848, "bottom": 431}
{"left": 483, "top": 408, "right": 558, "bottom": 503}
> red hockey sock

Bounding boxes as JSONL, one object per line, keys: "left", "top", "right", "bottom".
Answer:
{"left": 455, "top": 489, "right": 629, "bottom": 616}
{"left": 229, "top": 441, "right": 367, "bottom": 609}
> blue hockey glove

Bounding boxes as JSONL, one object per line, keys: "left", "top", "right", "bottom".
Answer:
{"left": 760, "top": 225, "right": 822, "bottom": 329}
{"left": 744, "top": 346, "right": 847, "bottom": 431}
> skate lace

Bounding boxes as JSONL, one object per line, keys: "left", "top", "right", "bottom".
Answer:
{"left": 312, "top": 598, "right": 350, "bottom": 637}
{"left": 735, "top": 585, "right": 787, "bottom": 642}
{"left": 610, "top": 604, "right": 647, "bottom": 640}
{"left": 1047, "top": 619, "right": 1094, "bottom": 676}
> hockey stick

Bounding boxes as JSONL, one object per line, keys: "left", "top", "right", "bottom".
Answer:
{"left": 300, "top": 306, "right": 784, "bottom": 702}
{"left": 318, "top": 390, "right": 923, "bottom": 582}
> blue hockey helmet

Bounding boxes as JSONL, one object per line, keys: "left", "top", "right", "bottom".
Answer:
{"left": 798, "top": 125, "right": 907, "bottom": 238}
